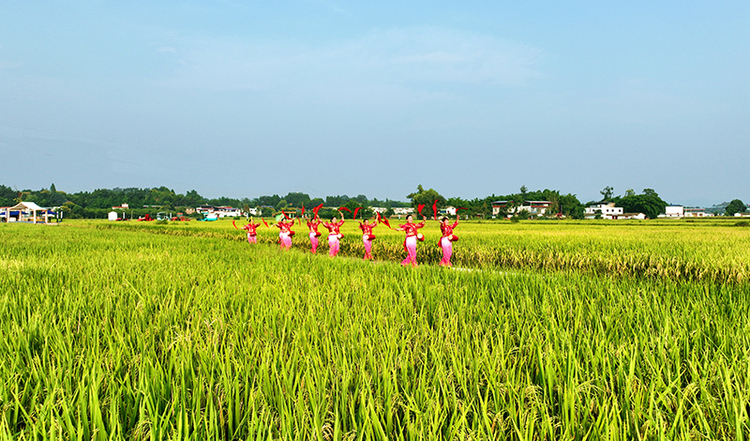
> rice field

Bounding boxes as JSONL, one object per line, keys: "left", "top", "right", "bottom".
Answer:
{"left": 1, "top": 220, "right": 749, "bottom": 440}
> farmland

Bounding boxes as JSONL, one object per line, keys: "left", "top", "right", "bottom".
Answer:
{"left": 1, "top": 219, "right": 749, "bottom": 439}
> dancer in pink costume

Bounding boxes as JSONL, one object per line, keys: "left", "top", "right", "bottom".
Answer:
{"left": 396, "top": 214, "right": 425, "bottom": 267}
{"left": 358, "top": 217, "right": 378, "bottom": 260}
{"left": 438, "top": 215, "right": 459, "bottom": 266}
{"left": 274, "top": 218, "right": 295, "bottom": 250}
{"left": 306, "top": 216, "right": 322, "bottom": 253}
{"left": 323, "top": 215, "right": 345, "bottom": 257}
{"left": 242, "top": 219, "right": 261, "bottom": 244}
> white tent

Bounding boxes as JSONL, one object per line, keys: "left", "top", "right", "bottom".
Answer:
{"left": 5, "top": 202, "right": 55, "bottom": 224}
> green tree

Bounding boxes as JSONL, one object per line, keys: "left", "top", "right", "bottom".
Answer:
{"left": 617, "top": 189, "right": 667, "bottom": 220}
{"left": 407, "top": 185, "right": 446, "bottom": 218}
{"left": 725, "top": 199, "right": 747, "bottom": 216}
{"left": 600, "top": 186, "right": 614, "bottom": 202}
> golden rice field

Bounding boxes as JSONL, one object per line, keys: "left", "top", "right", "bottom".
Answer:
{"left": 1, "top": 219, "right": 749, "bottom": 440}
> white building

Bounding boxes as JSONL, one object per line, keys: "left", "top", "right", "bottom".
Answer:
{"left": 392, "top": 207, "right": 415, "bottom": 215}
{"left": 622, "top": 212, "right": 647, "bottom": 220}
{"left": 439, "top": 206, "right": 457, "bottom": 216}
{"left": 664, "top": 206, "right": 684, "bottom": 218}
{"left": 584, "top": 202, "right": 624, "bottom": 220}
{"left": 369, "top": 207, "right": 388, "bottom": 214}
{"left": 684, "top": 208, "right": 707, "bottom": 217}
{"left": 196, "top": 205, "right": 242, "bottom": 218}
{"left": 492, "top": 201, "right": 553, "bottom": 218}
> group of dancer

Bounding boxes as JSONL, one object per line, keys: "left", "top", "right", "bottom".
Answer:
{"left": 235, "top": 206, "right": 460, "bottom": 267}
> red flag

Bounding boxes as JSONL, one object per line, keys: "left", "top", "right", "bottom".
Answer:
{"left": 262, "top": 218, "right": 269, "bottom": 227}
{"left": 301, "top": 205, "right": 305, "bottom": 216}
{"left": 376, "top": 212, "right": 381, "bottom": 223}
{"left": 417, "top": 204, "right": 425, "bottom": 219}
{"left": 282, "top": 210, "right": 290, "bottom": 220}
{"left": 232, "top": 219, "right": 239, "bottom": 230}
{"left": 381, "top": 216, "right": 392, "bottom": 229}
{"left": 432, "top": 200, "right": 438, "bottom": 219}
{"left": 353, "top": 207, "right": 362, "bottom": 220}
{"left": 312, "top": 203, "right": 323, "bottom": 217}
{"left": 338, "top": 207, "right": 352, "bottom": 218}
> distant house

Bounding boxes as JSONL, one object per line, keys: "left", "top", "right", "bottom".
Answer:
{"left": 584, "top": 202, "right": 623, "bottom": 220}
{"left": 393, "top": 207, "right": 415, "bottom": 216}
{"left": 196, "top": 205, "right": 242, "bottom": 218}
{"left": 622, "top": 212, "right": 647, "bottom": 220}
{"left": 684, "top": 208, "right": 707, "bottom": 217}
{"left": 492, "top": 201, "right": 553, "bottom": 218}
{"left": 664, "top": 206, "right": 684, "bottom": 218}
{"left": 369, "top": 207, "right": 388, "bottom": 214}
{"left": 112, "top": 203, "right": 129, "bottom": 210}
{"left": 439, "top": 206, "right": 457, "bottom": 216}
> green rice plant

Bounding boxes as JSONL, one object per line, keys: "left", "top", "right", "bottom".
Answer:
{"left": 1, "top": 223, "right": 749, "bottom": 439}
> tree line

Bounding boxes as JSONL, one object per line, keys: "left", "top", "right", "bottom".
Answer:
{"left": 2, "top": 183, "right": 744, "bottom": 220}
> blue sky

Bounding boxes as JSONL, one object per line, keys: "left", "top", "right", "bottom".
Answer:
{"left": 1, "top": 1, "right": 748, "bottom": 205}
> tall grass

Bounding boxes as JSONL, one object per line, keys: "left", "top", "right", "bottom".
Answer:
{"left": 1, "top": 223, "right": 749, "bottom": 439}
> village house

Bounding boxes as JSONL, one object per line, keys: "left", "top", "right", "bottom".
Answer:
{"left": 196, "top": 205, "right": 242, "bottom": 218}
{"left": 439, "top": 206, "right": 457, "bottom": 216}
{"left": 684, "top": 208, "right": 707, "bottom": 217}
{"left": 491, "top": 201, "right": 553, "bottom": 218}
{"left": 584, "top": 202, "right": 624, "bottom": 220}
{"left": 392, "top": 207, "right": 415, "bottom": 216}
{"left": 664, "top": 206, "right": 684, "bottom": 218}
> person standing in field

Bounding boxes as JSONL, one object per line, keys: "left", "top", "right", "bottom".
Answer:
{"left": 358, "top": 217, "right": 377, "bottom": 260}
{"left": 306, "top": 215, "right": 322, "bottom": 253}
{"left": 274, "top": 217, "right": 295, "bottom": 250}
{"left": 242, "top": 218, "right": 261, "bottom": 244}
{"left": 323, "top": 215, "right": 345, "bottom": 257}
{"left": 438, "top": 215, "right": 459, "bottom": 266}
{"left": 396, "top": 214, "right": 425, "bottom": 267}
